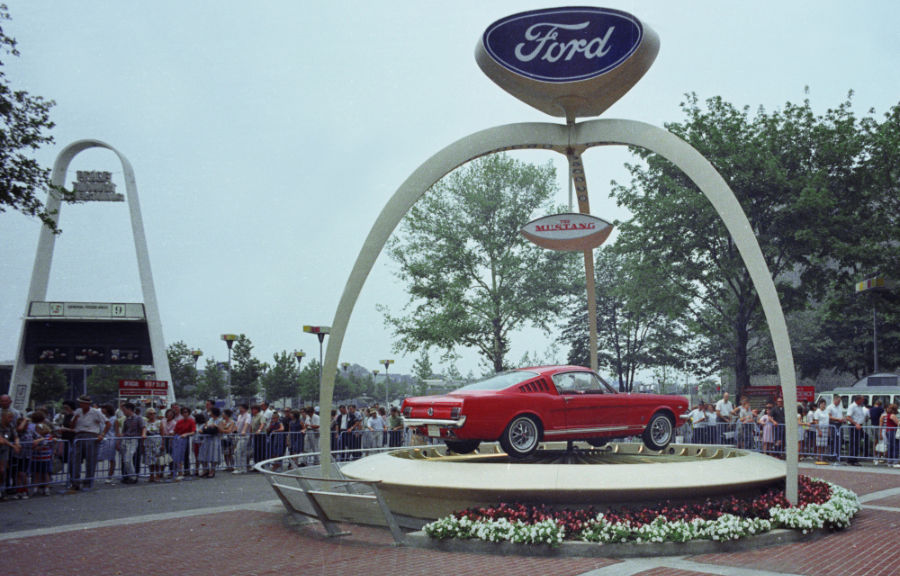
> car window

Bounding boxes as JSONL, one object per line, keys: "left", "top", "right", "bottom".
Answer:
{"left": 552, "top": 372, "right": 614, "bottom": 394}
{"left": 455, "top": 371, "right": 539, "bottom": 392}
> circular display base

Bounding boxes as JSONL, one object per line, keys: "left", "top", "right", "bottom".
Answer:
{"left": 341, "top": 442, "right": 786, "bottom": 521}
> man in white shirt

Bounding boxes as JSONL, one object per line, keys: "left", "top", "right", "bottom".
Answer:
{"left": 846, "top": 395, "right": 868, "bottom": 466}
{"left": 688, "top": 402, "right": 707, "bottom": 444}
{"left": 70, "top": 395, "right": 110, "bottom": 490}
{"left": 826, "top": 396, "right": 846, "bottom": 462}
{"left": 232, "top": 403, "right": 253, "bottom": 474}
{"left": 812, "top": 399, "right": 831, "bottom": 461}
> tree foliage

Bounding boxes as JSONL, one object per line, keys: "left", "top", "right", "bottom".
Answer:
{"left": 259, "top": 350, "right": 301, "bottom": 404}
{"left": 30, "top": 365, "right": 67, "bottom": 405}
{"left": 230, "top": 334, "right": 263, "bottom": 401}
{"left": 166, "top": 340, "right": 200, "bottom": 399}
{"left": 0, "top": 5, "right": 66, "bottom": 232}
{"left": 382, "top": 153, "right": 580, "bottom": 373}
{"left": 607, "top": 92, "right": 899, "bottom": 392}
{"left": 196, "top": 357, "right": 227, "bottom": 402}
{"left": 563, "top": 246, "right": 689, "bottom": 392}
{"left": 87, "top": 365, "right": 144, "bottom": 404}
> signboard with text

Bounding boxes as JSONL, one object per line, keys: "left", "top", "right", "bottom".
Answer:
{"left": 744, "top": 385, "right": 816, "bottom": 403}
{"left": 118, "top": 379, "right": 169, "bottom": 396}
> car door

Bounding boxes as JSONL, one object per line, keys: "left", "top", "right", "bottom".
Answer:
{"left": 551, "top": 371, "right": 623, "bottom": 438}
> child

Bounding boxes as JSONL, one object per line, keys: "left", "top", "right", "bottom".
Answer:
{"left": 31, "top": 423, "right": 54, "bottom": 495}
{"left": 759, "top": 407, "right": 775, "bottom": 455}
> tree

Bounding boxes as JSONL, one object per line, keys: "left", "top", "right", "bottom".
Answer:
{"left": 297, "top": 359, "right": 321, "bottom": 404}
{"left": 382, "top": 153, "right": 580, "bottom": 373}
{"left": 610, "top": 92, "right": 887, "bottom": 397}
{"left": 30, "top": 365, "right": 67, "bottom": 405}
{"left": 411, "top": 349, "right": 434, "bottom": 396}
{"left": 259, "top": 350, "right": 301, "bottom": 405}
{"left": 230, "top": 334, "right": 263, "bottom": 402}
{"left": 0, "top": 5, "right": 67, "bottom": 232}
{"left": 196, "top": 357, "right": 227, "bottom": 402}
{"left": 563, "top": 246, "right": 689, "bottom": 391}
{"left": 166, "top": 341, "right": 200, "bottom": 399}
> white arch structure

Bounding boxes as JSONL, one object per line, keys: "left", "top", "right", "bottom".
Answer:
{"left": 318, "top": 119, "right": 799, "bottom": 503}
{"left": 10, "top": 139, "right": 173, "bottom": 408}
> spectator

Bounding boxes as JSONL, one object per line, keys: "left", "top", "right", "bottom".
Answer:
{"left": 758, "top": 407, "right": 775, "bottom": 454}
{"left": 704, "top": 402, "right": 719, "bottom": 444}
{"left": 220, "top": 409, "right": 237, "bottom": 471}
{"left": 884, "top": 403, "right": 899, "bottom": 468}
{"left": 198, "top": 406, "right": 222, "bottom": 478}
{"left": 0, "top": 394, "right": 21, "bottom": 421}
{"left": 143, "top": 408, "right": 164, "bottom": 482}
{"left": 304, "top": 406, "right": 320, "bottom": 466}
{"left": 31, "top": 420, "right": 54, "bottom": 495}
{"left": 288, "top": 409, "right": 305, "bottom": 464}
{"left": 870, "top": 400, "right": 886, "bottom": 463}
{"left": 770, "top": 397, "right": 785, "bottom": 457}
{"left": 98, "top": 404, "right": 118, "bottom": 485}
{"left": 812, "top": 399, "right": 830, "bottom": 462}
{"left": 0, "top": 409, "right": 20, "bottom": 500}
{"left": 266, "top": 410, "right": 285, "bottom": 468}
{"left": 846, "top": 395, "right": 867, "bottom": 466}
{"left": 70, "top": 395, "right": 110, "bottom": 491}
{"left": 388, "top": 407, "right": 403, "bottom": 447}
{"left": 250, "top": 405, "right": 267, "bottom": 467}
{"left": 120, "top": 402, "right": 146, "bottom": 484}
{"left": 172, "top": 407, "right": 196, "bottom": 481}
{"left": 826, "top": 395, "right": 845, "bottom": 460}
{"left": 736, "top": 397, "right": 754, "bottom": 449}
{"left": 688, "top": 402, "right": 707, "bottom": 444}
{"left": 232, "top": 404, "right": 252, "bottom": 474}
{"left": 12, "top": 413, "right": 36, "bottom": 498}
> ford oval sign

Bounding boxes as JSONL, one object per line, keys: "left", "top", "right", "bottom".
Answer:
{"left": 483, "top": 7, "right": 642, "bottom": 83}
{"left": 521, "top": 213, "right": 613, "bottom": 252}
{"left": 476, "top": 7, "right": 659, "bottom": 119}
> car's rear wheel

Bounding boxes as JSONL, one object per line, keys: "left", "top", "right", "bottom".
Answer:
{"left": 499, "top": 415, "right": 541, "bottom": 458}
{"left": 642, "top": 412, "right": 675, "bottom": 451}
{"left": 444, "top": 440, "right": 480, "bottom": 454}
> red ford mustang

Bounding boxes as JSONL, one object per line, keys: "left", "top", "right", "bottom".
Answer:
{"left": 401, "top": 365, "right": 689, "bottom": 458}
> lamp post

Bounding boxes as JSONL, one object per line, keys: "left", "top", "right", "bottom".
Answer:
{"left": 221, "top": 334, "right": 237, "bottom": 406}
{"left": 856, "top": 277, "right": 893, "bottom": 373}
{"left": 303, "top": 325, "right": 330, "bottom": 394}
{"left": 294, "top": 350, "right": 306, "bottom": 406}
{"left": 380, "top": 359, "right": 394, "bottom": 407}
{"left": 191, "top": 349, "right": 203, "bottom": 366}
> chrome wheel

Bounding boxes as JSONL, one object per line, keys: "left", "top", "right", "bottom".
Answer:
{"left": 642, "top": 413, "right": 674, "bottom": 451}
{"left": 500, "top": 415, "right": 540, "bottom": 458}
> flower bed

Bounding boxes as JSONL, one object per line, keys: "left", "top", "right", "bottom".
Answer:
{"left": 423, "top": 476, "right": 860, "bottom": 546}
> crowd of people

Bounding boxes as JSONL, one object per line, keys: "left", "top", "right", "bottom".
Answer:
{"left": 0, "top": 393, "right": 409, "bottom": 499}
{"left": 4, "top": 389, "right": 899, "bottom": 501}
{"left": 684, "top": 392, "right": 900, "bottom": 466}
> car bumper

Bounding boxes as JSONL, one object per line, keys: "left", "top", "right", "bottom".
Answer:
{"left": 403, "top": 416, "right": 467, "bottom": 429}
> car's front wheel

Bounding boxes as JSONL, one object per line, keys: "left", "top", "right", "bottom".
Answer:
{"left": 444, "top": 440, "right": 480, "bottom": 454}
{"left": 642, "top": 412, "right": 675, "bottom": 451}
{"left": 499, "top": 415, "right": 541, "bottom": 458}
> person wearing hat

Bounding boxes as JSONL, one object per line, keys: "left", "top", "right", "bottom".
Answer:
{"left": 69, "top": 395, "right": 110, "bottom": 490}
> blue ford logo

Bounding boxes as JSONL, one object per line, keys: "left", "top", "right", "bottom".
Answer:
{"left": 482, "top": 7, "right": 643, "bottom": 83}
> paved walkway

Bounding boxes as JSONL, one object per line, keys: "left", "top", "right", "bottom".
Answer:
{"left": 0, "top": 464, "right": 897, "bottom": 576}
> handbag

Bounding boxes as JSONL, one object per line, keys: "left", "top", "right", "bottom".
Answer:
{"left": 875, "top": 440, "right": 886, "bottom": 453}
{"left": 896, "top": 428, "right": 900, "bottom": 440}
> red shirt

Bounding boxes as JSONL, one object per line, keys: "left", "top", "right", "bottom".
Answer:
{"left": 173, "top": 417, "right": 196, "bottom": 436}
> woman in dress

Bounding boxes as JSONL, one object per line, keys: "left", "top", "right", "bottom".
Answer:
{"left": 172, "top": 407, "right": 195, "bottom": 481}
{"left": 143, "top": 408, "right": 164, "bottom": 482}
{"left": 198, "top": 406, "right": 223, "bottom": 478}
{"left": 758, "top": 407, "right": 775, "bottom": 455}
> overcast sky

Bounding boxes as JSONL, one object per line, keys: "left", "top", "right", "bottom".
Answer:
{"left": 1, "top": 1, "right": 898, "bottom": 381}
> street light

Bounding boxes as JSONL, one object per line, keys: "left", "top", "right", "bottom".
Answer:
{"left": 856, "top": 277, "right": 893, "bottom": 373}
{"left": 190, "top": 349, "right": 203, "bottom": 366}
{"left": 303, "top": 325, "right": 331, "bottom": 393}
{"left": 294, "top": 350, "right": 306, "bottom": 367}
{"left": 221, "top": 334, "right": 237, "bottom": 407}
{"left": 380, "top": 359, "right": 394, "bottom": 407}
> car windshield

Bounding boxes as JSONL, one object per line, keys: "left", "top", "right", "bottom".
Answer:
{"left": 455, "top": 371, "right": 539, "bottom": 392}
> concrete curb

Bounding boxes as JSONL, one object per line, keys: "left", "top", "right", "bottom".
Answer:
{"left": 405, "top": 526, "right": 824, "bottom": 558}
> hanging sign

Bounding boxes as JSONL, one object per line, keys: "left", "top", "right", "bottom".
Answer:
{"left": 521, "top": 213, "right": 612, "bottom": 251}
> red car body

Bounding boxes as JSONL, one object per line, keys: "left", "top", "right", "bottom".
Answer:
{"left": 401, "top": 365, "right": 689, "bottom": 457}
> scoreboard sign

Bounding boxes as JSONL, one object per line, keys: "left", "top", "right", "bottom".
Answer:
{"left": 119, "top": 379, "right": 168, "bottom": 396}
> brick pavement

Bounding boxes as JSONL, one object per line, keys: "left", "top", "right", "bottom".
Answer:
{"left": 1, "top": 465, "right": 896, "bottom": 576}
